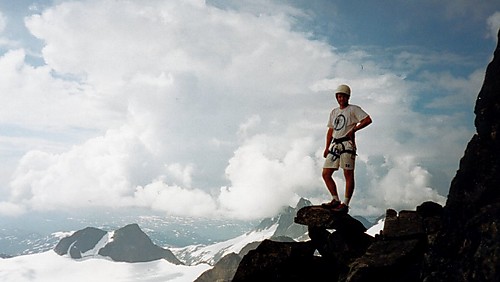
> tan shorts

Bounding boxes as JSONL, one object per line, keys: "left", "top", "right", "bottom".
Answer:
{"left": 323, "top": 141, "right": 356, "bottom": 170}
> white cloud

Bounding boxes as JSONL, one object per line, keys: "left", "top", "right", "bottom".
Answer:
{"left": 0, "top": 201, "right": 25, "bottom": 217}
{"left": 237, "top": 115, "right": 261, "bottom": 139}
{"left": 0, "top": 49, "right": 121, "bottom": 131}
{"left": 165, "top": 163, "right": 194, "bottom": 188}
{"left": 487, "top": 12, "right": 500, "bottom": 39}
{"left": 219, "top": 134, "right": 319, "bottom": 219}
{"left": 442, "top": 0, "right": 498, "bottom": 21}
{"left": 419, "top": 68, "right": 484, "bottom": 109}
{"left": 132, "top": 180, "right": 218, "bottom": 218}
{"left": 0, "top": 0, "right": 478, "bottom": 219}
{"left": 9, "top": 127, "right": 145, "bottom": 210}
{"left": 353, "top": 155, "right": 447, "bottom": 216}
{"left": 0, "top": 10, "right": 6, "bottom": 33}
{"left": 2, "top": 0, "right": 334, "bottom": 218}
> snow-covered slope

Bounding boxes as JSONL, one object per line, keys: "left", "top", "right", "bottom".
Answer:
{"left": 172, "top": 224, "right": 278, "bottom": 266}
{"left": 171, "top": 199, "right": 314, "bottom": 266}
{"left": 173, "top": 199, "right": 380, "bottom": 267}
{"left": 0, "top": 250, "right": 210, "bottom": 282}
{"left": 0, "top": 198, "right": 381, "bottom": 282}
{"left": 366, "top": 218, "right": 384, "bottom": 237}
{"left": 0, "top": 222, "right": 279, "bottom": 281}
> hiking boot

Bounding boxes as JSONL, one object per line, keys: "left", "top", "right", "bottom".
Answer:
{"left": 332, "top": 203, "right": 349, "bottom": 213}
{"left": 321, "top": 199, "right": 341, "bottom": 209}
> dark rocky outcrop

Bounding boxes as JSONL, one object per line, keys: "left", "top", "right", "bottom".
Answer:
{"left": 98, "top": 223, "right": 182, "bottom": 264}
{"left": 347, "top": 202, "right": 443, "bottom": 282}
{"left": 295, "top": 206, "right": 373, "bottom": 267}
{"left": 54, "top": 227, "right": 107, "bottom": 258}
{"left": 229, "top": 29, "right": 500, "bottom": 281}
{"left": 232, "top": 239, "right": 330, "bottom": 281}
{"left": 420, "top": 29, "right": 500, "bottom": 282}
{"left": 195, "top": 252, "right": 243, "bottom": 282}
{"left": 194, "top": 240, "right": 266, "bottom": 282}
{"left": 232, "top": 209, "right": 373, "bottom": 281}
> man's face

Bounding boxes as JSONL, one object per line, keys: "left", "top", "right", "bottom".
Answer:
{"left": 335, "top": 93, "right": 349, "bottom": 107}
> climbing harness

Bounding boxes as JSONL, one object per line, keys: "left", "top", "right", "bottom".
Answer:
{"left": 328, "top": 136, "right": 357, "bottom": 162}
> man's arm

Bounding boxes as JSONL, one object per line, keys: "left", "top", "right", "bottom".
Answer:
{"left": 323, "top": 127, "right": 333, "bottom": 158}
{"left": 348, "top": 115, "right": 372, "bottom": 141}
{"left": 355, "top": 115, "right": 372, "bottom": 132}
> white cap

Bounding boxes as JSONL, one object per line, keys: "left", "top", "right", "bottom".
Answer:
{"left": 335, "top": 84, "right": 351, "bottom": 96}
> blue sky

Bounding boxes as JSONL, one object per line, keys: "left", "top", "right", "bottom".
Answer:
{"left": 0, "top": 0, "right": 499, "bottom": 220}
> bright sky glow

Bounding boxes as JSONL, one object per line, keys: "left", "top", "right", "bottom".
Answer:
{"left": 0, "top": 0, "right": 499, "bottom": 220}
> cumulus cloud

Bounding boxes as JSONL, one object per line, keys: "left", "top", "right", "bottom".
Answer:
{"left": 9, "top": 127, "right": 147, "bottom": 210}
{"left": 353, "top": 155, "right": 447, "bottom": 216}
{"left": 0, "top": 0, "right": 479, "bottom": 219}
{"left": 0, "top": 49, "right": 120, "bottom": 131}
{"left": 219, "top": 134, "right": 320, "bottom": 219}
{"left": 132, "top": 180, "right": 218, "bottom": 218}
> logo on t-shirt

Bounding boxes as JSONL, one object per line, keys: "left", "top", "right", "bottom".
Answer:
{"left": 334, "top": 114, "right": 346, "bottom": 131}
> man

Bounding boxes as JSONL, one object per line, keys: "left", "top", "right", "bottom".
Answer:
{"left": 322, "top": 84, "right": 372, "bottom": 213}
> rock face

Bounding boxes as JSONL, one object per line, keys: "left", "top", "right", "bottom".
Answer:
{"left": 229, "top": 29, "right": 500, "bottom": 282}
{"left": 194, "top": 252, "right": 242, "bottom": 282}
{"left": 232, "top": 239, "right": 328, "bottom": 281}
{"left": 295, "top": 206, "right": 372, "bottom": 267}
{"left": 232, "top": 209, "right": 372, "bottom": 281}
{"left": 348, "top": 202, "right": 443, "bottom": 282}
{"left": 421, "top": 29, "right": 500, "bottom": 282}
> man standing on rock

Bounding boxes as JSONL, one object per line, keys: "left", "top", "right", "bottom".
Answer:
{"left": 321, "top": 84, "right": 372, "bottom": 213}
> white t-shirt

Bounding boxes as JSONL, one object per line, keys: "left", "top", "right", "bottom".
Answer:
{"left": 327, "top": 104, "right": 369, "bottom": 139}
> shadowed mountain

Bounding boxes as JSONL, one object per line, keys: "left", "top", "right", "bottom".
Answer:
{"left": 54, "top": 223, "right": 182, "bottom": 264}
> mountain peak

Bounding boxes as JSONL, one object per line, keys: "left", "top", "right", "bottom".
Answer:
{"left": 253, "top": 198, "right": 310, "bottom": 240}
{"left": 296, "top": 198, "right": 312, "bottom": 209}
{"left": 54, "top": 223, "right": 182, "bottom": 264}
{"left": 53, "top": 227, "right": 107, "bottom": 259}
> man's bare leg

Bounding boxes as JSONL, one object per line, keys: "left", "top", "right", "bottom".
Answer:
{"left": 322, "top": 167, "right": 339, "bottom": 200}
{"left": 343, "top": 168, "right": 355, "bottom": 206}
